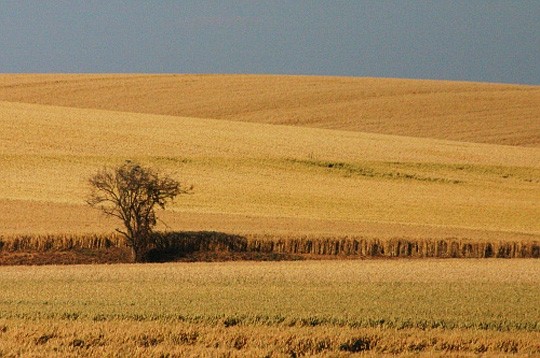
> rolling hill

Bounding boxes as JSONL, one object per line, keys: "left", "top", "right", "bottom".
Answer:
{"left": 0, "top": 74, "right": 538, "bottom": 242}
{"left": 0, "top": 74, "right": 538, "bottom": 146}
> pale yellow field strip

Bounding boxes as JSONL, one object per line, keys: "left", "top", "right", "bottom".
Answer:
{"left": 2, "top": 199, "right": 539, "bottom": 241}
{"left": 0, "top": 74, "right": 538, "bottom": 146}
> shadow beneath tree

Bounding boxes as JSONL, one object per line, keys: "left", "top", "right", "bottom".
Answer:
{"left": 145, "top": 231, "right": 302, "bottom": 262}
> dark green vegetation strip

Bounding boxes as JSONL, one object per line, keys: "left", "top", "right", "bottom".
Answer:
{"left": 288, "top": 158, "right": 463, "bottom": 183}
{"left": 286, "top": 158, "right": 540, "bottom": 184}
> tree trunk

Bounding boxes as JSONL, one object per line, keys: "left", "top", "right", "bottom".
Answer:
{"left": 131, "top": 245, "right": 148, "bottom": 263}
{"left": 128, "top": 232, "right": 151, "bottom": 262}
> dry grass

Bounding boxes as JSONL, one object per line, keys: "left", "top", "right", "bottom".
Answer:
{"left": 1, "top": 232, "right": 538, "bottom": 263}
{"left": 0, "top": 74, "right": 538, "bottom": 146}
{"left": 0, "top": 260, "right": 539, "bottom": 356}
{"left": 1, "top": 320, "right": 539, "bottom": 357}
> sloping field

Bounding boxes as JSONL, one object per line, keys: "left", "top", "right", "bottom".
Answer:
{"left": 0, "top": 74, "right": 538, "bottom": 146}
{"left": 0, "top": 99, "right": 538, "bottom": 240}
{"left": 1, "top": 74, "right": 539, "bottom": 356}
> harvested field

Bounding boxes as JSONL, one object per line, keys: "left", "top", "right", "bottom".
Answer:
{"left": 0, "top": 74, "right": 538, "bottom": 146}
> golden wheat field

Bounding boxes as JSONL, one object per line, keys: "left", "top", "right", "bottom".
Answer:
{"left": 1, "top": 74, "right": 539, "bottom": 146}
{"left": 1, "top": 260, "right": 539, "bottom": 356}
{"left": 1, "top": 74, "right": 539, "bottom": 356}
{"left": 0, "top": 74, "right": 539, "bottom": 239}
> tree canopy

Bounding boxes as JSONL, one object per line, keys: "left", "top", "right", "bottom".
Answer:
{"left": 87, "top": 161, "right": 187, "bottom": 262}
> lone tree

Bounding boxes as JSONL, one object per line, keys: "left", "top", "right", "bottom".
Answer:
{"left": 87, "top": 161, "right": 186, "bottom": 262}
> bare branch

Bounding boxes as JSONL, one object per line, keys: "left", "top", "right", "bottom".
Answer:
{"left": 86, "top": 160, "right": 186, "bottom": 262}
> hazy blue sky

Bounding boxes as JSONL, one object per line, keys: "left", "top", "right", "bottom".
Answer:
{"left": 1, "top": 1, "right": 538, "bottom": 84}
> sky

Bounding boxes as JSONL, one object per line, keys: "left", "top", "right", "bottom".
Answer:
{"left": 0, "top": 1, "right": 538, "bottom": 84}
